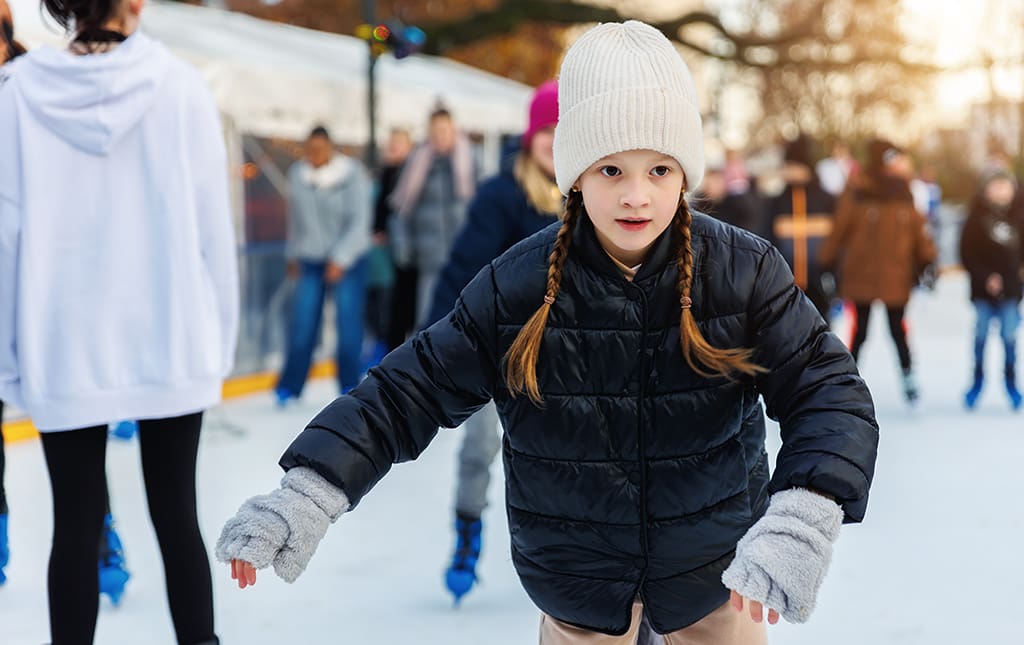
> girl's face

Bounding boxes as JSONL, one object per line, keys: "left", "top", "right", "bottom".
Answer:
{"left": 529, "top": 127, "right": 555, "bottom": 179}
{"left": 576, "top": 149, "right": 684, "bottom": 266}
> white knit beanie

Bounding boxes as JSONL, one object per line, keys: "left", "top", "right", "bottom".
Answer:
{"left": 553, "top": 21, "right": 705, "bottom": 196}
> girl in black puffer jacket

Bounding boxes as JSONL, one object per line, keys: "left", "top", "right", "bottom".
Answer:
{"left": 218, "top": 21, "right": 878, "bottom": 644}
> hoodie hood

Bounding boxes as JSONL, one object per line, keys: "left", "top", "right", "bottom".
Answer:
{"left": 15, "top": 30, "right": 170, "bottom": 155}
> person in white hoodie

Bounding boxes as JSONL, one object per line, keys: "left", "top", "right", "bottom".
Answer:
{"left": 0, "top": 0, "right": 238, "bottom": 642}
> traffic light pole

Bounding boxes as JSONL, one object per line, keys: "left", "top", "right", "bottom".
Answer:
{"left": 363, "top": 0, "right": 378, "bottom": 172}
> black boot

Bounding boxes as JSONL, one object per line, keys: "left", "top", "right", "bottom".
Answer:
{"left": 901, "top": 367, "right": 919, "bottom": 404}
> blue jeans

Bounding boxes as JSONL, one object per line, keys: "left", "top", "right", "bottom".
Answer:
{"left": 277, "top": 259, "right": 368, "bottom": 396}
{"left": 973, "top": 299, "right": 1020, "bottom": 373}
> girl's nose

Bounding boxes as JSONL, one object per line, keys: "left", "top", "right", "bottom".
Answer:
{"left": 619, "top": 178, "right": 651, "bottom": 210}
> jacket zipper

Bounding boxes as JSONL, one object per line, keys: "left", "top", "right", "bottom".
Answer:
{"left": 634, "top": 282, "right": 651, "bottom": 592}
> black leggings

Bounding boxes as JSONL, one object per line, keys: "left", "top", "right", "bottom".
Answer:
{"left": 849, "top": 302, "right": 912, "bottom": 370}
{"left": 40, "top": 412, "right": 215, "bottom": 645}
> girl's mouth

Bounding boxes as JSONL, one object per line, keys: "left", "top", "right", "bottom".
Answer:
{"left": 616, "top": 218, "right": 651, "bottom": 232}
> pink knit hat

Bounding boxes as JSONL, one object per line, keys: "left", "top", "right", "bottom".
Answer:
{"left": 521, "top": 80, "right": 559, "bottom": 150}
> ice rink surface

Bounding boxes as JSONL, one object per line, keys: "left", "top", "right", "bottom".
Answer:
{"left": 2, "top": 272, "right": 1021, "bottom": 644}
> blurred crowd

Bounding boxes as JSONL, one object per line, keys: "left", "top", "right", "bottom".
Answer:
{"left": 285, "top": 116, "right": 1024, "bottom": 414}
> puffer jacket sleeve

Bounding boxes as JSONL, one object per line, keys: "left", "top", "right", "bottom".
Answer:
{"left": 748, "top": 245, "right": 879, "bottom": 522}
{"left": 279, "top": 264, "right": 499, "bottom": 509}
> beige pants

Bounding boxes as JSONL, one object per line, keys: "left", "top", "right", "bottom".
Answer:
{"left": 539, "top": 599, "right": 768, "bottom": 645}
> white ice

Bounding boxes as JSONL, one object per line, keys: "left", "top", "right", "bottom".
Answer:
{"left": 1, "top": 271, "right": 1021, "bottom": 644}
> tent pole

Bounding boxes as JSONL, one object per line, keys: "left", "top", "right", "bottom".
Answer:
{"left": 364, "top": 0, "right": 378, "bottom": 172}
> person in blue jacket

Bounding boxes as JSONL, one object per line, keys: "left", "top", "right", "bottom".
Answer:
{"left": 218, "top": 21, "right": 878, "bottom": 644}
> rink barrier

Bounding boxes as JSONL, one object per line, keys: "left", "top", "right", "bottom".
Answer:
{"left": 0, "top": 360, "right": 338, "bottom": 445}
{"left": 1, "top": 266, "right": 969, "bottom": 445}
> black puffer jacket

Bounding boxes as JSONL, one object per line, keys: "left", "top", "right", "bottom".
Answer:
{"left": 281, "top": 212, "right": 878, "bottom": 635}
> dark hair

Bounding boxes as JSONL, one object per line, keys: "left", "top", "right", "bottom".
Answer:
{"left": 2, "top": 18, "right": 26, "bottom": 60}
{"left": 41, "top": 0, "right": 117, "bottom": 34}
{"left": 308, "top": 125, "right": 331, "bottom": 141}
{"left": 429, "top": 108, "right": 452, "bottom": 122}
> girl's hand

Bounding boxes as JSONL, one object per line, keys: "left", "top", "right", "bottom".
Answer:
{"left": 721, "top": 488, "right": 843, "bottom": 624}
{"left": 730, "top": 589, "right": 780, "bottom": 625}
{"left": 231, "top": 559, "right": 258, "bottom": 589}
{"left": 215, "top": 468, "right": 351, "bottom": 584}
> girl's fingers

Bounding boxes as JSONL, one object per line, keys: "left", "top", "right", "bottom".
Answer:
{"left": 749, "top": 599, "right": 764, "bottom": 623}
{"left": 244, "top": 562, "right": 257, "bottom": 586}
{"left": 730, "top": 591, "right": 778, "bottom": 625}
{"left": 232, "top": 559, "right": 250, "bottom": 589}
{"left": 730, "top": 590, "right": 744, "bottom": 612}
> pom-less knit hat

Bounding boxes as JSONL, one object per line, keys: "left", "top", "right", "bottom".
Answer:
{"left": 553, "top": 20, "right": 704, "bottom": 195}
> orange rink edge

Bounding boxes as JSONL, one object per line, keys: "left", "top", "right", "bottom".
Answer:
{"left": 1, "top": 360, "right": 337, "bottom": 445}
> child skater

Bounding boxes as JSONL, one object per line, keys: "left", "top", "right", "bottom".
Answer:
{"left": 218, "top": 21, "right": 878, "bottom": 643}
{"left": 960, "top": 168, "right": 1024, "bottom": 410}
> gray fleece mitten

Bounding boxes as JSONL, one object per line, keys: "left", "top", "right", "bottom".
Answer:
{"left": 215, "top": 466, "right": 350, "bottom": 583}
{"left": 721, "top": 487, "right": 843, "bottom": 623}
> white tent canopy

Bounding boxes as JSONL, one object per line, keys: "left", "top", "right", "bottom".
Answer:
{"left": 8, "top": 0, "right": 533, "bottom": 144}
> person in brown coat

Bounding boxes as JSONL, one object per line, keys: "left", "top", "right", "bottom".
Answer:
{"left": 819, "top": 140, "right": 937, "bottom": 403}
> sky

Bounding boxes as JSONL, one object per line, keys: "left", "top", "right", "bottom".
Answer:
{"left": 902, "top": 0, "right": 1024, "bottom": 123}
{"left": 702, "top": 0, "right": 1024, "bottom": 143}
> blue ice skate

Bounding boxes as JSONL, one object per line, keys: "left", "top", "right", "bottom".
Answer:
{"left": 444, "top": 514, "right": 483, "bottom": 605}
{"left": 110, "top": 420, "right": 138, "bottom": 441}
{"left": 965, "top": 370, "right": 983, "bottom": 410}
{"left": 273, "top": 385, "right": 297, "bottom": 408}
{"left": 98, "top": 514, "right": 130, "bottom": 606}
{"left": 0, "top": 512, "right": 9, "bottom": 585}
{"left": 1007, "top": 372, "right": 1022, "bottom": 411}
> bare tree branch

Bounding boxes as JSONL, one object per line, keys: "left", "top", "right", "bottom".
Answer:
{"left": 419, "top": 0, "right": 829, "bottom": 67}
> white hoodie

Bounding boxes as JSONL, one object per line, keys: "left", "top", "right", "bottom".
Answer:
{"left": 0, "top": 31, "right": 239, "bottom": 431}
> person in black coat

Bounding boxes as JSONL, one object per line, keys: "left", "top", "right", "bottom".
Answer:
{"left": 374, "top": 129, "right": 418, "bottom": 351}
{"left": 960, "top": 168, "right": 1024, "bottom": 409}
{"left": 217, "top": 21, "right": 877, "bottom": 643}
{"left": 765, "top": 135, "right": 836, "bottom": 320}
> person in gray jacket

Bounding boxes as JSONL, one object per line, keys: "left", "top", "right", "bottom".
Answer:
{"left": 275, "top": 126, "right": 372, "bottom": 403}
{"left": 387, "top": 108, "right": 477, "bottom": 326}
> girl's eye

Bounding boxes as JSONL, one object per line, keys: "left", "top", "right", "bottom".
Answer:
{"left": 599, "top": 166, "right": 621, "bottom": 177}
{"left": 651, "top": 166, "right": 671, "bottom": 177}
